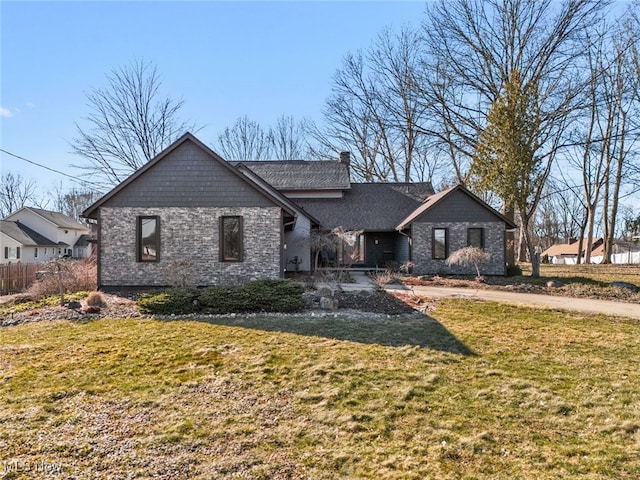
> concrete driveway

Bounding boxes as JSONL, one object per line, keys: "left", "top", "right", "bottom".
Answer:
{"left": 385, "top": 284, "right": 640, "bottom": 320}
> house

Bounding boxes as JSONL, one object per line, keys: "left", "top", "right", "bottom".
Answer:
{"left": 396, "top": 185, "right": 517, "bottom": 276}
{"left": 542, "top": 237, "right": 640, "bottom": 265}
{"left": 541, "top": 238, "right": 604, "bottom": 264}
{"left": 83, "top": 133, "right": 302, "bottom": 289}
{"left": 83, "top": 133, "right": 517, "bottom": 290}
{"left": 238, "top": 159, "right": 433, "bottom": 270}
{"left": 1, "top": 208, "right": 92, "bottom": 264}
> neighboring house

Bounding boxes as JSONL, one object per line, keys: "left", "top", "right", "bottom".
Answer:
{"left": 0, "top": 220, "right": 58, "bottom": 264}
{"left": 84, "top": 133, "right": 518, "bottom": 290}
{"left": 1, "top": 208, "right": 92, "bottom": 263}
{"left": 541, "top": 238, "right": 604, "bottom": 265}
{"left": 600, "top": 240, "right": 640, "bottom": 264}
{"left": 584, "top": 239, "right": 639, "bottom": 265}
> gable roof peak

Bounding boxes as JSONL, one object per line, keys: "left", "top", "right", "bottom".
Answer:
{"left": 396, "top": 184, "right": 517, "bottom": 230}
{"left": 82, "top": 132, "right": 297, "bottom": 220}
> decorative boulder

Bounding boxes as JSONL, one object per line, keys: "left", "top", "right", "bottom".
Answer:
{"left": 319, "top": 296, "right": 339, "bottom": 310}
{"left": 67, "top": 301, "right": 82, "bottom": 310}
{"left": 546, "top": 280, "right": 564, "bottom": 288}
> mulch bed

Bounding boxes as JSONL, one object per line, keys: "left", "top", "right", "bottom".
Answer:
{"left": 332, "top": 290, "right": 418, "bottom": 315}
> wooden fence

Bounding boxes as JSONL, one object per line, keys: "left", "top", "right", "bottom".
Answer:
{"left": 0, "top": 263, "right": 40, "bottom": 296}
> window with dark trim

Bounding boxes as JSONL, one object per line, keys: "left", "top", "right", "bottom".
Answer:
{"left": 220, "top": 216, "right": 243, "bottom": 262}
{"left": 4, "top": 246, "right": 20, "bottom": 260}
{"left": 137, "top": 216, "right": 160, "bottom": 262}
{"left": 432, "top": 228, "right": 448, "bottom": 259}
{"left": 468, "top": 228, "right": 484, "bottom": 249}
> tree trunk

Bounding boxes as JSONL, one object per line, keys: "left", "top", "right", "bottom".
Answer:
{"left": 503, "top": 204, "right": 516, "bottom": 267}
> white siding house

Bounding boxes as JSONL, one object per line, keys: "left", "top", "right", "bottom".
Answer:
{"left": 1, "top": 208, "right": 92, "bottom": 263}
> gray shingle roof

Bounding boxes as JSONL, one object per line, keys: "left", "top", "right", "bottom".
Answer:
{"left": 74, "top": 234, "right": 94, "bottom": 248}
{"left": 237, "top": 161, "right": 351, "bottom": 191}
{"left": 0, "top": 220, "right": 57, "bottom": 246}
{"left": 294, "top": 183, "right": 432, "bottom": 231}
{"left": 26, "top": 207, "right": 87, "bottom": 230}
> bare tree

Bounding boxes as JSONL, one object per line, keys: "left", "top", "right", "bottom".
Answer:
{"left": 565, "top": 10, "right": 640, "bottom": 263}
{"left": 0, "top": 172, "right": 38, "bottom": 217}
{"left": 270, "top": 115, "right": 310, "bottom": 160}
{"left": 419, "top": 0, "right": 607, "bottom": 273}
{"left": 71, "top": 59, "right": 195, "bottom": 188}
{"left": 420, "top": 0, "right": 606, "bottom": 180}
{"left": 217, "top": 115, "right": 313, "bottom": 161}
{"left": 534, "top": 183, "right": 585, "bottom": 255}
{"left": 217, "top": 115, "right": 273, "bottom": 160}
{"left": 315, "top": 27, "right": 438, "bottom": 183}
{"left": 599, "top": 10, "right": 640, "bottom": 263}
{"left": 51, "top": 184, "right": 103, "bottom": 222}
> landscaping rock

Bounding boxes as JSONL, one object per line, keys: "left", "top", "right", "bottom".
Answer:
{"left": 67, "top": 300, "right": 82, "bottom": 310}
{"left": 610, "top": 281, "right": 639, "bottom": 293}
{"left": 319, "top": 296, "right": 339, "bottom": 310}
{"left": 546, "top": 280, "right": 564, "bottom": 288}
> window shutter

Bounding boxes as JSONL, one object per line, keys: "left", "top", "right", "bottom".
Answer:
{"left": 16, "top": 247, "right": 21, "bottom": 259}
{"left": 4, "top": 247, "right": 7, "bottom": 259}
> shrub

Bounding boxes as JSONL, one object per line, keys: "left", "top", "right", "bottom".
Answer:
{"left": 136, "top": 280, "right": 304, "bottom": 315}
{"left": 199, "top": 280, "right": 304, "bottom": 314}
{"left": 506, "top": 264, "right": 523, "bottom": 277}
{"left": 199, "top": 286, "right": 250, "bottom": 314}
{"left": 446, "top": 247, "right": 491, "bottom": 279}
{"left": 244, "top": 279, "right": 304, "bottom": 313}
{"left": 27, "top": 259, "right": 97, "bottom": 299}
{"left": 137, "top": 290, "right": 198, "bottom": 315}
{"left": 85, "top": 291, "right": 107, "bottom": 308}
{"left": 374, "top": 270, "right": 394, "bottom": 286}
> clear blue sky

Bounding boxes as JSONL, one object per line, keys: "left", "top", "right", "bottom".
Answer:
{"left": 1, "top": 0, "right": 426, "bottom": 197}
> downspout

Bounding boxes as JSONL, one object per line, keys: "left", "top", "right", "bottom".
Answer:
{"left": 96, "top": 209, "right": 102, "bottom": 290}
{"left": 396, "top": 224, "right": 412, "bottom": 266}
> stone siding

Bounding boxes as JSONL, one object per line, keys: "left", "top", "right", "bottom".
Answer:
{"left": 99, "top": 207, "right": 282, "bottom": 287}
{"left": 412, "top": 222, "right": 506, "bottom": 276}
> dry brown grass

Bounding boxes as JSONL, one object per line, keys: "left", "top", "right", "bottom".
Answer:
{"left": 1, "top": 300, "right": 639, "bottom": 479}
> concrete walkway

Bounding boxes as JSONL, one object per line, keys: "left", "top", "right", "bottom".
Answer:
{"left": 385, "top": 284, "right": 640, "bottom": 320}
{"left": 315, "top": 271, "right": 380, "bottom": 293}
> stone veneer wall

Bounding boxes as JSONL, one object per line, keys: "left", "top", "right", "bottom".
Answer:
{"left": 411, "top": 222, "right": 506, "bottom": 276}
{"left": 99, "top": 206, "right": 282, "bottom": 287}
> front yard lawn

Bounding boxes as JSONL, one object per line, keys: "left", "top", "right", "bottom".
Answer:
{"left": 1, "top": 300, "right": 639, "bottom": 479}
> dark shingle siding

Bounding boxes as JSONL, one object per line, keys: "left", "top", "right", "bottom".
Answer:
{"left": 397, "top": 185, "right": 517, "bottom": 229}
{"left": 103, "top": 142, "right": 276, "bottom": 208}
{"left": 237, "top": 161, "right": 351, "bottom": 191}
{"left": 412, "top": 188, "right": 510, "bottom": 224}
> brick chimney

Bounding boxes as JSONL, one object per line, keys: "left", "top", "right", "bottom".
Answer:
{"left": 339, "top": 151, "right": 351, "bottom": 176}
